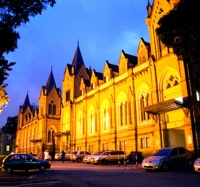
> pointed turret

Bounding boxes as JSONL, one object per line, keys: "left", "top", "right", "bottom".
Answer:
{"left": 72, "top": 42, "right": 85, "bottom": 74}
{"left": 146, "top": 0, "right": 152, "bottom": 18}
{"left": 22, "top": 92, "right": 31, "bottom": 110}
{"left": 46, "top": 69, "right": 56, "bottom": 94}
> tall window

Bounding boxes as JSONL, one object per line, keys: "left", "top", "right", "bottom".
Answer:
{"left": 139, "top": 86, "right": 150, "bottom": 122}
{"left": 141, "top": 137, "right": 150, "bottom": 149}
{"left": 104, "top": 108, "right": 109, "bottom": 130}
{"left": 120, "top": 140, "right": 127, "bottom": 151}
{"left": 66, "top": 90, "right": 70, "bottom": 101}
{"left": 102, "top": 143, "right": 108, "bottom": 150}
{"left": 90, "top": 113, "right": 95, "bottom": 133}
{"left": 48, "top": 128, "right": 55, "bottom": 143}
{"left": 78, "top": 117, "right": 83, "bottom": 135}
{"left": 48, "top": 101, "right": 56, "bottom": 115}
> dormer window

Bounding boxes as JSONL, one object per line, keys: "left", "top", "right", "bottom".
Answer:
{"left": 80, "top": 89, "right": 84, "bottom": 96}
{"left": 91, "top": 83, "right": 95, "bottom": 90}
{"left": 104, "top": 76, "right": 109, "bottom": 83}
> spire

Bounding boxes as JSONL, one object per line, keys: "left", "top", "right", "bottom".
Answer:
{"left": 46, "top": 69, "right": 56, "bottom": 94}
{"left": 147, "top": 0, "right": 152, "bottom": 17}
{"left": 72, "top": 42, "right": 84, "bottom": 74}
{"left": 23, "top": 92, "right": 30, "bottom": 110}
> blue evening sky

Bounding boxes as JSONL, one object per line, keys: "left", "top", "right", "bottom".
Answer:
{"left": 0, "top": 0, "right": 150, "bottom": 127}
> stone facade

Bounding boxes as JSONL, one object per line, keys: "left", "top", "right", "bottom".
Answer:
{"left": 15, "top": 0, "right": 200, "bottom": 156}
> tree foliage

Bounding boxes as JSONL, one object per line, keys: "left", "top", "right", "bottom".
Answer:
{"left": 0, "top": 0, "right": 56, "bottom": 111}
{"left": 156, "top": 0, "right": 200, "bottom": 64}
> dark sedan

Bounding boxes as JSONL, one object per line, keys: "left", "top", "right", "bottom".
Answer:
{"left": 2, "top": 153, "right": 51, "bottom": 174}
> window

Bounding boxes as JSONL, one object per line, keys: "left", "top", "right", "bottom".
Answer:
{"left": 47, "top": 128, "right": 55, "bottom": 143}
{"left": 91, "top": 83, "right": 95, "bottom": 90}
{"left": 89, "top": 145, "right": 94, "bottom": 153}
{"left": 48, "top": 101, "right": 56, "bottom": 115}
{"left": 170, "top": 148, "right": 178, "bottom": 156}
{"left": 6, "top": 134, "right": 11, "bottom": 140}
{"left": 66, "top": 90, "right": 70, "bottom": 101}
{"left": 104, "top": 76, "right": 109, "bottom": 83}
{"left": 178, "top": 147, "right": 186, "bottom": 155}
{"left": 104, "top": 108, "right": 109, "bottom": 130}
{"left": 80, "top": 89, "right": 84, "bottom": 96}
{"left": 120, "top": 140, "right": 127, "bottom": 151}
{"left": 165, "top": 75, "right": 179, "bottom": 89}
{"left": 139, "top": 91, "right": 150, "bottom": 122}
{"left": 78, "top": 117, "right": 83, "bottom": 135}
{"left": 102, "top": 143, "right": 108, "bottom": 150}
{"left": 141, "top": 137, "right": 150, "bottom": 149}
{"left": 6, "top": 144, "right": 10, "bottom": 151}
{"left": 90, "top": 113, "right": 95, "bottom": 133}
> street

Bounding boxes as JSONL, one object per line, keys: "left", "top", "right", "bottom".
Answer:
{"left": 0, "top": 161, "right": 199, "bottom": 187}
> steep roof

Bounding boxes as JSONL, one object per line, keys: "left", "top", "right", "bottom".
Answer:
{"left": 94, "top": 70, "right": 103, "bottom": 80}
{"left": 46, "top": 69, "right": 56, "bottom": 94}
{"left": 107, "top": 61, "right": 119, "bottom": 73}
{"left": 72, "top": 44, "right": 85, "bottom": 74}
{"left": 22, "top": 92, "right": 31, "bottom": 110}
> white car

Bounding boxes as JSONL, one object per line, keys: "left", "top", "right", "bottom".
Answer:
{"left": 194, "top": 157, "right": 200, "bottom": 172}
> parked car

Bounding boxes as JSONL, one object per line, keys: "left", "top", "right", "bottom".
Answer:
{"left": 90, "top": 150, "right": 128, "bottom": 165}
{"left": 2, "top": 153, "right": 51, "bottom": 174}
{"left": 128, "top": 151, "right": 144, "bottom": 163}
{"left": 194, "top": 157, "right": 200, "bottom": 172}
{"left": 55, "top": 151, "right": 71, "bottom": 161}
{"left": 70, "top": 151, "right": 91, "bottom": 162}
{"left": 142, "top": 147, "right": 194, "bottom": 171}
{"left": 83, "top": 151, "right": 104, "bottom": 164}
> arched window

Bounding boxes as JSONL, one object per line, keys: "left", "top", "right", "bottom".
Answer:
{"left": 53, "top": 104, "right": 56, "bottom": 115}
{"left": 48, "top": 101, "right": 56, "bottom": 115}
{"left": 140, "top": 95, "right": 145, "bottom": 121}
{"left": 47, "top": 128, "right": 55, "bottom": 143}
{"left": 138, "top": 86, "right": 150, "bottom": 122}
{"left": 48, "top": 104, "right": 52, "bottom": 114}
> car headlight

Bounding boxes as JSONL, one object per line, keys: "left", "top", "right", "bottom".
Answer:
{"left": 152, "top": 160, "right": 160, "bottom": 164}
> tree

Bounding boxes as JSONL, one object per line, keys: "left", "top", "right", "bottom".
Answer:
{"left": 0, "top": 0, "right": 56, "bottom": 111}
{"left": 156, "top": 0, "right": 200, "bottom": 64}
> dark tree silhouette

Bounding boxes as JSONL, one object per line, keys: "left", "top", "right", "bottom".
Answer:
{"left": 156, "top": 0, "right": 200, "bottom": 64}
{"left": 0, "top": 0, "right": 56, "bottom": 111}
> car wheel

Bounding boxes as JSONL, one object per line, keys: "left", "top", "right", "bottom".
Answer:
{"left": 101, "top": 159, "right": 107, "bottom": 165}
{"left": 72, "top": 161, "right": 75, "bottom": 162}
{"left": 77, "top": 157, "right": 81, "bottom": 162}
{"left": 187, "top": 159, "right": 193, "bottom": 167}
{"left": 161, "top": 163, "right": 169, "bottom": 171}
{"left": 39, "top": 165, "right": 46, "bottom": 172}
{"left": 5, "top": 167, "right": 13, "bottom": 174}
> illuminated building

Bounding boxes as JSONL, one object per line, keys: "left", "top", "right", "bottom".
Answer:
{"left": 16, "top": 0, "right": 200, "bottom": 156}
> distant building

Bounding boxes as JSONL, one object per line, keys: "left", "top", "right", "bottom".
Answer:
{"left": 15, "top": 0, "right": 200, "bottom": 156}
{"left": 0, "top": 117, "right": 17, "bottom": 155}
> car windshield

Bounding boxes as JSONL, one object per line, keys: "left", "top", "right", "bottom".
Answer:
{"left": 93, "top": 151, "right": 103, "bottom": 155}
{"left": 100, "top": 151, "right": 110, "bottom": 156}
{"left": 72, "top": 151, "right": 77, "bottom": 155}
{"left": 153, "top": 148, "right": 172, "bottom": 156}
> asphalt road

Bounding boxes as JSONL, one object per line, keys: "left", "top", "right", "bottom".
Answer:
{"left": 0, "top": 161, "right": 199, "bottom": 187}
